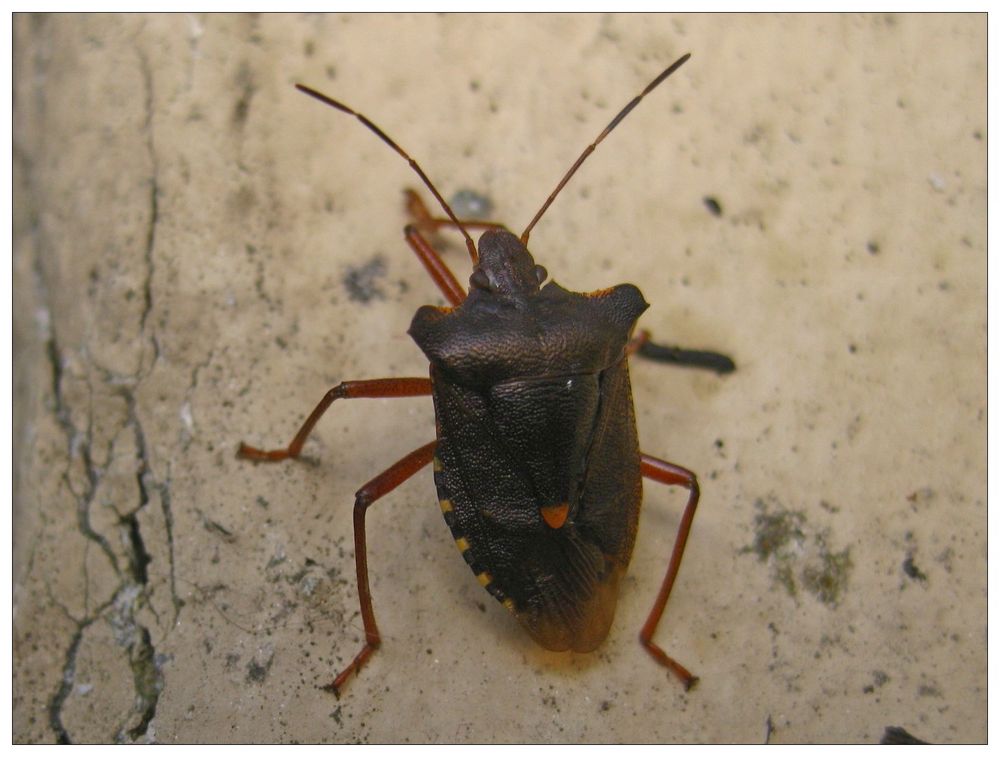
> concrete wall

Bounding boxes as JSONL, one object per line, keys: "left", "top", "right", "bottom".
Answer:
{"left": 13, "top": 13, "right": 985, "bottom": 743}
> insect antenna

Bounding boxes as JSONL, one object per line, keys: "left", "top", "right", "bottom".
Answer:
{"left": 295, "top": 83, "right": 480, "bottom": 263}
{"left": 520, "top": 52, "right": 691, "bottom": 246}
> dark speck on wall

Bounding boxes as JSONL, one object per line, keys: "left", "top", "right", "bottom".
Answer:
{"left": 343, "top": 255, "right": 387, "bottom": 303}
{"left": 902, "top": 553, "right": 928, "bottom": 582}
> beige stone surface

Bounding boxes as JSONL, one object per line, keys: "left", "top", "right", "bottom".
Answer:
{"left": 13, "top": 13, "right": 985, "bottom": 744}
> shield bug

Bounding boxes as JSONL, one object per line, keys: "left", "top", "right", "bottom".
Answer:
{"left": 238, "top": 52, "right": 735, "bottom": 695}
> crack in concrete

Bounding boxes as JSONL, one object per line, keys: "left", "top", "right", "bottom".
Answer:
{"left": 44, "top": 576, "right": 118, "bottom": 744}
{"left": 46, "top": 334, "right": 121, "bottom": 578}
{"left": 121, "top": 511, "right": 152, "bottom": 586}
{"left": 104, "top": 580, "right": 163, "bottom": 743}
{"left": 151, "top": 468, "right": 181, "bottom": 623}
{"left": 48, "top": 621, "right": 86, "bottom": 744}
{"left": 137, "top": 48, "right": 159, "bottom": 347}
{"left": 122, "top": 385, "right": 182, "bottom": 624}
{"left": 124, "top": 626, "right": 162, "bottom": 741}
{"left": 34, "top": 50, "right": 175, "bottom": 743}
{"left": 23, "top": 98, "right": 108, "bottom": 740}
{"left": 43, "top": 330, "right": 169, "bottom": 742}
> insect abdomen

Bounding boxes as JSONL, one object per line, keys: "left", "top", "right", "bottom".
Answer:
{"left": 429, "top": 360, "right": 643, "bottom": 652}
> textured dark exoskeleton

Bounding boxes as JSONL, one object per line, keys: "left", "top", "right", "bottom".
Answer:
{"left": 411, "top": 233, "right": 648, "bottom": 654}
{"left": 238, "top": 52, "right": 735, "bottom": 696}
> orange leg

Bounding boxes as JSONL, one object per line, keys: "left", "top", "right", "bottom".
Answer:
{"left": 323, "top": 440, "right": 437, "bottom": 696}
{"left": 236, "top": 378, "right": 436, "bottom": 695}
{"left": 402, "top": 189, "right": 509, "bottom": 304}
{"left": 404, "top": 225, "right": 468, "bottom": 306}
{"left": 238, "top": 377, "right": 432, "bottom": 461}
{"left": 638, "top": 453, "right": 701, "bottom": 690}
{"left": 404, "top": 188, "right": 505, "bottom": 236}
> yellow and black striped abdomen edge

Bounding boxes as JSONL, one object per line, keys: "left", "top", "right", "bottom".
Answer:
{"left": 434, "top": 455, "right": 516, "bottom": 613}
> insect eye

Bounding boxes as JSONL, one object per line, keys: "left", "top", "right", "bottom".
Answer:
{"left": 534, "top": 265, "right": 548, "bottom": 285}
{"left": 470, "top": 269, "right": 493, "bottom": 291}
